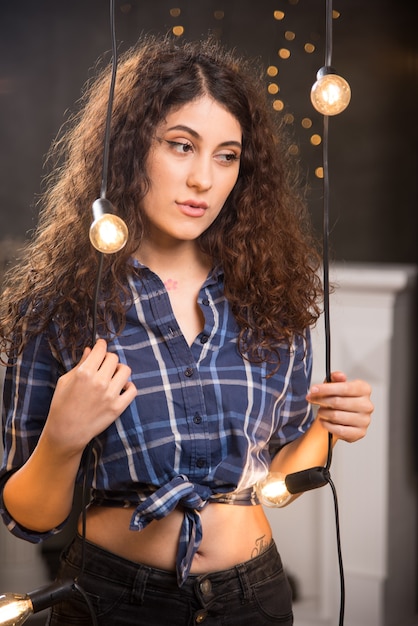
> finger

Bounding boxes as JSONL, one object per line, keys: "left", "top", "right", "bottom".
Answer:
{"left": 319, "top": 419, "right": 366, "bottom": 443}
{"left": 95, "top": 350, "right": 121, "bottom": 379}
{"left": 104, "top": 375, "right": 137, "bottom": 418}
{"left": 317, "top": 401, "right": 372, "bottom": 423}
{"left": 77, "top": 340, "right": 122, "bottom": 381}
{"left": 80, "top": 338, "right": 108, "bottom": 370}
{"left": 320, "top": 405, "right": 372, "bottom": 440}
{"left": 307, "top": 379, "right": 370, "bottom": 402}
{"left": 329, "top": 371, "right": 347, "bottom": 383}
{"left": 306, "top": 383, "right": 350, "bottom": 405}
{"left": 77, "top": 346, "right": 92, "bottom": 366}
{"left": 318, "top": 395, "right": 374, "bottom": 425}
{"left": 107, "top": 362, "right": 133, "bottom": 392}
{"left": 314, "top": 394, "right": 367, "bottom": 413}
{"left": 116, "top": 380, "right": 137, "bottom": 411}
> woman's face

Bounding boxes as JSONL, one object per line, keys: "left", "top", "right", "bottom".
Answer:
{"left": 141, "top": 95, "right": 242, "bottom": 249}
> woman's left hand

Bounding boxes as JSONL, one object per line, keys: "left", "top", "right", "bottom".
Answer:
{"left": 306, "top": 371, "right": 374, "bottom": 443}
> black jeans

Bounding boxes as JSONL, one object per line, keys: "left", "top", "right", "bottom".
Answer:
{"left": 47, "top": 534, "right": 293, "bottom": 625}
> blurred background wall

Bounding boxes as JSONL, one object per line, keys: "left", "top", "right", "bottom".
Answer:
{"left": 0, "top": 1, "right": 417, "bottom": 624}
{"left": 0, "top": 0, "right": 417, "bottom": 265}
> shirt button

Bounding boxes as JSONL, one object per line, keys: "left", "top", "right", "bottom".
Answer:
{"left": 202, "top": 298, "right": 210, "bottom": 306}
{"left": 196, "top": 458, "right": 206, "bottom": 468}
{"left": 200, "top": 334, "right": 209, "bottom": 344}
{"left": 193, "top": 413, "right": 202, "bottom": 424}
{"left": 184, "top": 367, "right": 194, "bottom": 377}
{"left": 195, "top": 610, "right": 207, "bottom": 623}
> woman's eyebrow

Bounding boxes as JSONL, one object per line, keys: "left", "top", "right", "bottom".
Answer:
{"left": 166, "top": 124, "right": 242, "bottom": 149}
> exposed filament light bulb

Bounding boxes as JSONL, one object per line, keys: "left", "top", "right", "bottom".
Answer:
{"left": 257, "top": 467, "right": 330, "bottom": 508}
{"left": 89, "top": 198, "right": 128, "bottom": 254}
{"left": 0, "top": 581, "right": 75, "bottom": 626}
{"left": 0, "top": 592, "right": 32, "bottom": 625}
{"left": 310, "top": 66, "right": 351, "bottom": 116}
{"left": 257, "top": 473, "right": 292, "bottom": 508}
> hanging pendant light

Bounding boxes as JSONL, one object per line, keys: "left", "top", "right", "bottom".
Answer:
{"left": 311, "top": 66, "right": 351, "bottom": 116}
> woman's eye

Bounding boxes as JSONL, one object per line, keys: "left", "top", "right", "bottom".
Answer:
{"left": 165, "top": 140, "right": 193, "bottom": 154}
{"left": 216, "top": 152, "right": 240, "bottom": 165}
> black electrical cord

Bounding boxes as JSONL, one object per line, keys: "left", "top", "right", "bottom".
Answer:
{"left": 91, "top": 0, "right": 117, "bottom": 342}
{"left": 285, "top": 1, "right": 346, "bottom": 623}
{"left": 321, "top": 1, "right": 345, "bottom": 623}
{"left": 327, "top": 475, "right": 345, "bottom": 625}
{"left": 99, "top": 0, "right": 118, "bottom": 202}
{"left": 322, "top": 107, "right": 345, "bottom": 626}
{"left": 70, "top": 0, "right": 118, "bottom": 623}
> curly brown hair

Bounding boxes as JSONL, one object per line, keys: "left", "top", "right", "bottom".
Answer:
{"left": 0, "top": 34, "right": 322, "bottom": 367}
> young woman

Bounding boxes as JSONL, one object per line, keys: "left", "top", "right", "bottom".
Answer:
{"left": 0, "top": 35, "right": 373, "bottom": 625}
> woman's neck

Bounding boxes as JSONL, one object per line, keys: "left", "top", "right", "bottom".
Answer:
{"left": 134, "top": 240, "right": 212, "bottom": 346}
{"left": 134, "top": 240, "right": 212, "bottom": 283}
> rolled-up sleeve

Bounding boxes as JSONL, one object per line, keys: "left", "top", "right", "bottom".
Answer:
{"left": 0, "top": 330, "right": 66, "bottom": 542}
{"left": 268, "top": 328, "right": 314, "bottom": 458}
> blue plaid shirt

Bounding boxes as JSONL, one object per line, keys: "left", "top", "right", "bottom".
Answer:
{"left": 1, "top": 262, "right": 314, "bottom": 585}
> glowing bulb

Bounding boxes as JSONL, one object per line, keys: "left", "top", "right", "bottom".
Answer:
{"left": 256, "top": 472, "right": 292, "bottom": 508}
{"left": 89, "top": 198, "right": 128, "bottom": 254}
{"left": 89, "top": 214, "right": 128, "bottom": 253}
{"left": 310, "top": 66, "right": 351, "bottom": 115}
{"left": 257, "top": 467, "right": 330, "bottom": 508}
{"left": 0, "top": 593, "right": 33, "bottom": 625}
{"left": 0, "top": 581, "right": 76, "bottom": 626}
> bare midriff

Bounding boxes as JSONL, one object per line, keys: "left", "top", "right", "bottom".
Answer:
{"left": 78, "top": 502, "right": 272, "bottom": 574}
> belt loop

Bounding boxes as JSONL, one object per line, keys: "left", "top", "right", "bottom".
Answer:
{"left": 131, "top": 565, "right": 149, "bottom": 604}
{"left": 235, "top": 562, "right": 252, "bottom": 603}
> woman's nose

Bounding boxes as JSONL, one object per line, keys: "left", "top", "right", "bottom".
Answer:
{"left": 186, "top": 156, "right": 213, "bottom": 191}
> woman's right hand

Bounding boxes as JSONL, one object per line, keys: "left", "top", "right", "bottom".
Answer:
{"left": 3, "top": 339, "right": 136, "bottom": 532}
{"left": 45, "top": 338, "right": 137, "bottom": 454}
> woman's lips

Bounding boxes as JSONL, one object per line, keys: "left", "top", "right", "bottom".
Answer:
{"left": 176, "top": 200, "right": 208, "bottom": 218}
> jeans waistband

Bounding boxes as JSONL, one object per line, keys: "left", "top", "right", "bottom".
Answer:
{"left": 67, "top": 533, "right": 281, "bottom": 598}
